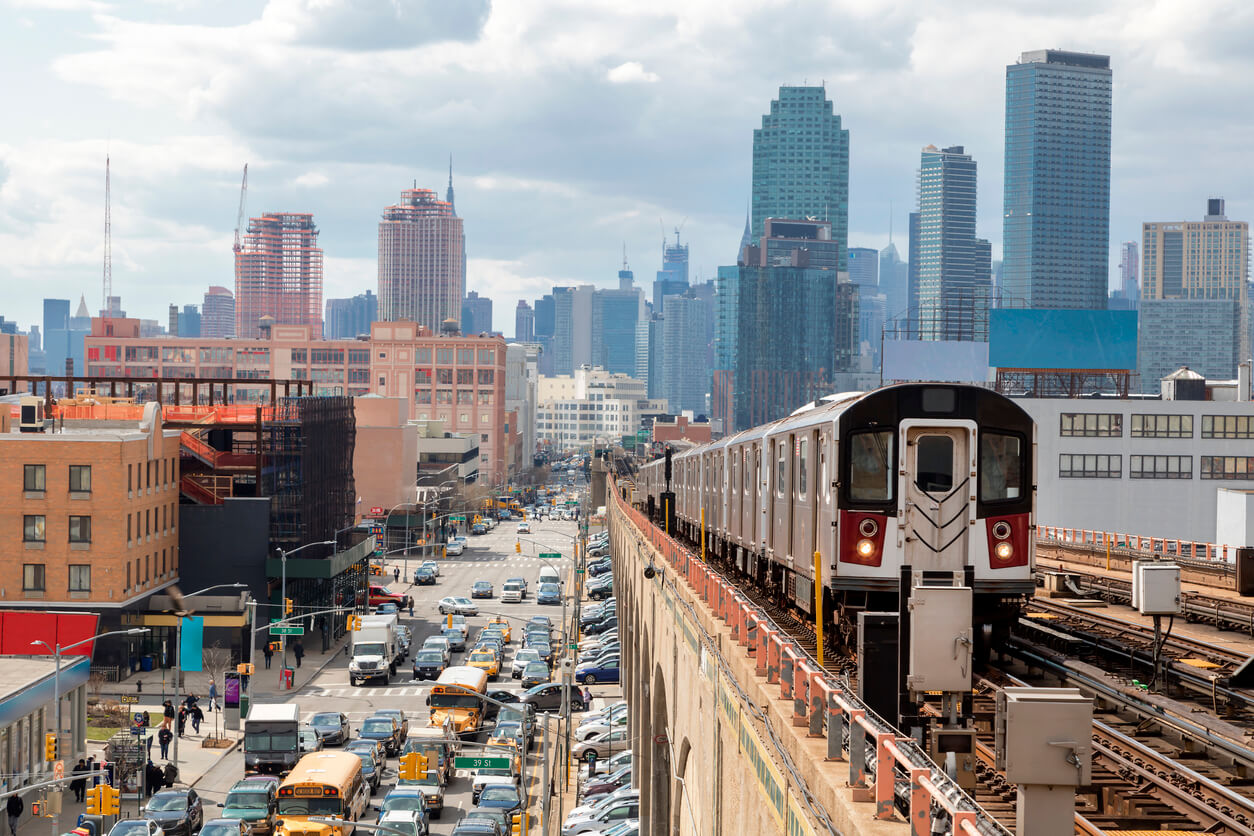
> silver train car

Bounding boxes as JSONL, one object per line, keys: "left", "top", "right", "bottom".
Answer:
{"left": 638, "top": 383, "right": 1036, "bottom": 649}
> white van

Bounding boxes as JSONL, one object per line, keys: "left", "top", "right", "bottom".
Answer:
{"left": 537, "top": 565, "right": 561, "bottom": 588}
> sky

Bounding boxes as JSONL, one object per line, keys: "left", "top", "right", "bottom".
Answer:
{"left": 3, "top": 0, "right": 1253, "bottom": 337}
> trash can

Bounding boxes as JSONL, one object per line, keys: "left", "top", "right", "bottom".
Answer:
{"left": 281, "top": 668, "right": 294, "bottom": 690}
{"left": 140, "top": 655, "right": 155, "bottom": 672}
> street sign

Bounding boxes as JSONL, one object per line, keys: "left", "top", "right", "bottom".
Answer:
{"left": 133, "top": 712, "right": 146, "bottom": 726}
{"left": 567, "top": 643, "right": 578, "bottom": 650}
{"left": 130, "top": 727, "right": 145, "bottom": 736}
{"left": 53, "top": 760, "right": 64, "bottom": 780}
{"left": 453, "top": 756, "right": 511, "bottom": 770}
{"left": 575, "top": 569, "right": 585, "bottom": 575}
{"left": 370, "top": 506, "right": 384, "bottom": 516}
{"left": 118, "top": 694, "right": 138, "bottom": 704}
{"left": 269, "top": 625, "right": 305, "bottom": 636}
{"left": 539, "top": 552, "right": 560, "bottom": 560}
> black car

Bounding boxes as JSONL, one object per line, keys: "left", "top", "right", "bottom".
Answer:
{"left": 308, "top": 711, "right": 350, "bottom": 745}
{"left": 586, "top": 617, "right": 617, "bottom": 637}
{"left": 518, "top": 683, "right": 587, "bottom": 713}
{"left": 413, "top": 566, "right": 437, "bottom": 585}
{"left": 144, "top": 788, "right": 204, "bottom": 836}
{"left": 451, "top": 820, "right": 502, "bottom": 836}
{"left": 481, "top": 689, "right": 520, "bottom": 723}
{"left": 412, "top": 650, "right": 446, "bottom": 681}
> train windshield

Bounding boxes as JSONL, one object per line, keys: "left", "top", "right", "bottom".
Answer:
{"left": 849, "top": 430, "right": 894, "bottom": 502}
{"left": 979, "top": 433, "right": 1023, "bottom": 501}
{"left": 915, "top": 436, "right": 954, "bottom": 492}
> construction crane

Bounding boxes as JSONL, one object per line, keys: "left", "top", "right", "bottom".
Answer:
{"left": 233, "top": 163, "right": 249, "bottom": 253}
{"left": 102, "top": 155, "right": 111, "bottom": 316}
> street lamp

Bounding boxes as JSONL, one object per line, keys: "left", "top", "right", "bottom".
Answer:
{"left": 32, "top": 627, "right": 149, "bottom": 827}
{"left": 274, "top": 540, "right": 337, "bottom": 672}
{"left": 166, "top": 583, "right": 247, "bottom": 777}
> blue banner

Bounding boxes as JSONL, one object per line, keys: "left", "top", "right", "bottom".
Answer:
{"left": 180, "top": 616, "right": 205, "bottom": 672}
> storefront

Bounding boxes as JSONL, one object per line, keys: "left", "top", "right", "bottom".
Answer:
{"left": 0, "top": 656, "right": 89, "bottom": 793}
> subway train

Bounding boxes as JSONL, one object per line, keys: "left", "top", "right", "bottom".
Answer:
{"left": 637, "top": 383, "right": 1036, "bottom": 655}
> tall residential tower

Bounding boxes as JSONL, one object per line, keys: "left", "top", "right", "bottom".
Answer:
{"left": 234, "top": 213, "right": 323, "bottom": 339}
{"left": 377, "top": 187, "right": 465, "bottom": 332}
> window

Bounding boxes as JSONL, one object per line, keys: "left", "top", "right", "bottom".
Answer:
{"left": 1059, "top": 454, "right": 1121, "bottom": 478}
{"left": 1060, "top": 413, "right": 1122, "bottom": 437}
{"left": 478, "top": 369, "right": 494, "bottom": 385}
{"left": 128, "top": 463, "right": 132, "bottom": 492}
{"left": 126, "top": 562, "right": 131, "bottom": 591}
{"left": 481, "top": 434, "right": 490, "bottom": 442}
{"left": 1129, "top": 455, "right": 1192, "bottom": 479}
{"left": 437, "top": 369, "right": 453, "bottom": 385}
{"left": 1202, "top": 415, "right": 1254, "bottom": 439}
{"left": 23, "top": 515, "right": 46, "bottom": 542}
{"left": 457, "top": 349, "right": 474, "bottom": 365}
{"left": 64, "top": 464, "right": 92, "bottom": 493}
{"left": 24, "top": 464, "right": 45, "bottom": 492}
{"left": 478, "top": 392, "right": 493, "bottom": 405}
{"left": 915, "top": 436, "right": 954, "bottom": 492}
{"left": 849, "top": 431, "right": 893, "bottom": 502}
{"left": 797, "top": 439, "right": 808, "bottom": 497}
{"left": 22, "top": 565, "right": 45, "bottom": 592}
{"left": 981, "top": 433, "right": 1025, "bottom": 499}
{"left": 290, "top": 348, "right": 307, "bottom": 364}
{"left": 127, "top": 514, "right": 132, "bottom": 543}
{"left": 68, "top": 565, "right": 90, "bottom": 592}
{"left": 347, "top": 348, "right": 369, "bottom": 365}
{"left": 1131, "top": 414, "right": 1193, "bottom": 438}
{"left": 1201, "top": 456, "right": 1254, "bottom": 480}
{"left": 457, "top": 370, "right": 474, "bottom": 385}
{"left": 457, "top": 391, "right": 473, "bottom": 404}
{"left": 436, "top": 348, "right": 453, "bottom": 365}
{"left": 415, "top": 348, "right": 431, "bottom": 364}
{"left": 478, "top": 349, "right": 494, "bottom": 364}
{"left": 776, "top": 442, "right": 786, "bottom": 497}
{"left": 69, "top": 516, "right": 91, "bottom": 543}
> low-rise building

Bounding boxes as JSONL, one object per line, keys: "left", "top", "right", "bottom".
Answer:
{"left": 651, "top": 415, "right": 713, "bottom": 446}
{"left": 536, "top": 366, "right": 666, "bottom": 452}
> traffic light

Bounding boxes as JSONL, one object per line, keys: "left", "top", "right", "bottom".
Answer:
{"left": 85, "top": 786, "right": 101, "bottom": 816}
{"left": 511, "top": 813, "right": 522, "bottom": 836}
{"left": 347, "top": 615, "right": 361, "bottom": 631}
{"left": 284, "top": 598, "right": 293, "bottom": 615}
{"left": 102, "top": 785, "right": 121, "bottom": 815}
{"left": 515, "top": 541, "right": 521, "bottom": 554}
{"left": 268, "top": 641, "right": 283, "bottom": 653}
{"left": 44, "top": 732, "right": 57, "bottom": 761}
{"left": 398, "top": 752, "right": 427, "bottom": 780}
{"left": 236, "top": 662, "right": 255, "bottom": 676}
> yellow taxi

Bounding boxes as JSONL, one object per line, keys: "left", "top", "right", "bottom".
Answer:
{"left": 486, "top": 725, "right": 524, "bottom": 755}
{"left": 487, "top": 617, "right": 511, "bottom": 643}
{"left": 467, "top": 649, "right": 500, "bottom": 681}
{"left": 369, "top": 562, "right": 385, "bottom": 576}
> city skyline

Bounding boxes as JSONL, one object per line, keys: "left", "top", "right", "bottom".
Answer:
{"left": 2, "top": 2, "right": 1250, "bottom": 334}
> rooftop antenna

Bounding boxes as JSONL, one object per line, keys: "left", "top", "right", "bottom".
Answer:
{"left": 102, "top": 155, "right": 111, "bottom": 315}
{"left": 888, "top": 201, "right": 894, "bottom": 245}
{"left": 622, "top": 241, "right": 629, "bottom": 271}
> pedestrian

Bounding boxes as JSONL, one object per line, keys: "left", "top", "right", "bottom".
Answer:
{"left": 208, "top": 679, "right": 218, "bottom": 712}
{"left": 191, "top": 704, "right": 203, "bottom": 735}
{"left": 408, "top": 598, "right": 415, "bottom": 618}
{"left": 184, "top": 693, "right": 198, "bottom": 710}
{"left": 581, "top": 685, "right": 593, "bottom": 707}
{"left": 393, "top": 567, "right": 400, "bottom": 584}
{"left": 162, "top": 762, "right": 178, "bottom": 789}
{"left": 177, "top": 707, "right": 187, "bottom": 738}
{"left": 293, "top": 640, "right": 304, "bottom": 669}
{"left": 70, "top": 759, "right": 87, "bottom": 803}
{"left": 145, "top": 728, "right": 154, "bottom": 759}
{"left": 85, "top": 756, "right": 98, "bottom": 788}
{"left": 158, "top": 727, "right": 173, "bottom": 759}
{"left": 7, "top": 792, "right": 22, "bottom": 836}
{"left": 145, "top": 762, "right": 162, "bottom": 798}
{"left": 263, "top": 642, "right": 273, "bottom": 669}
{"left": 161, "top": 700, "right": 175, "bottom": 730}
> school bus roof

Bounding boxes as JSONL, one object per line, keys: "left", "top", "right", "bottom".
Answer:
{"left": 281, "top": 751, "right": 362, "bottom": 790}
{"left": 434, "top": 665, "right": 489, "bottom": 690}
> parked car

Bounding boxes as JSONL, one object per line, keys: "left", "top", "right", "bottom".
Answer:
{"left": 583, "top": 764, "right": 633, "bottom": 798}
{"left": 412, "top": 650, "right": 446, "bottom": 681}
{"left": 561, "top": 796, "right": 639, "bottom": 835}
{"left": 199, "top": 819, "right": 252, "bottom": 836}
{"left": 413, "top": 566, "right": 437, "bottom": 585}
{"left": 575, "top": 711, "right": 628, "bottom": 742}
{"left": 588, "top": 749, "right": 633, "bottom": 777}
{"left": 308, "top": 711, "right": 349, "bottom": 745}
{"left": 585, "top": 617, "right": 617, "bottom": 637}
{"left": 438, "top": 597, "right": 478, "bottom": 616}
{"left": 144, "top": 788, "right": 204, "bottom": 836}
{"left": 218, "top": 779, "right": 277, "bottom": 836}
{"left": 571, "top": 729, "right": 631, "bottom": 763}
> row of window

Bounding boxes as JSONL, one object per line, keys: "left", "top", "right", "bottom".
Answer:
{"left": 21, "top": 564, "right": 90, "bottom": 593}
{"left": 1060, "top": 412, "right": 1254, "bottom": 439}
{"left": 413, "top": 391, "right": 495, "bottom": 406}
{"left": 1058, "top": 453, "right": 1254, "bottom": 479}
{"left": 23, "top": 515, "right": 91, "bottom": 543}
{"left": 23, "top": 465, "right": 91, "bottom": 493}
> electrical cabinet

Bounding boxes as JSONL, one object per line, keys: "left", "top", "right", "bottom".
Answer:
{"left": 906, "top": 586, "right": 972, "bottom": 693}
{"left": 1133, "top": 562, "right": 1181, "bottom": 616}
{"left": 995, "top": 687, "right": 1092, "bottom": 785}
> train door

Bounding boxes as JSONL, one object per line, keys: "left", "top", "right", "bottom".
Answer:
{"left": 901, "top": 423, "right": 975, "bottom": 573}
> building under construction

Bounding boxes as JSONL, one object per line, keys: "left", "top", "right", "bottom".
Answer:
{"left": 235, "top": 213, "right": 324, "bottom": 339}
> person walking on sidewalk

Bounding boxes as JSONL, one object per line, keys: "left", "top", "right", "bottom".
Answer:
{"left": 208, "top": 679, "right": 218, "bottom": 712}
{"left": 7, "top": 793, "right": 23, "bottom": 836}
{"left": 70, "top": 759, "right": 87, "bottom": 803}
{"left": 176, "top": 707, "right": 187, "bottom": 738}
{"left": 161, "top": 700, "right": 175, "bottom": 731}
{"left": 393, "top": 567, "right": 400, "bottom": 584}
{"left": 158, "top": 727, "right": 173, "bottom": 759}
{"left": 293, "top": 640, "right": 304, "bottom": 668}
{"left": 190, "top": 703, "right": 203, "bottom": 735}
{"left": 263, "top": 642, "right": 273, "bottom": 669}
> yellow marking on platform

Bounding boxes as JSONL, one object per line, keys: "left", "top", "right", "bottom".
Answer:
{"left": 1103, "top": 831, "right": 1198, "bottom": 836}
{"left": 1025, "top": 612, "right": 1060, "bottom": 619}
{"left": 1178, "top": 658, "right": 1221, "bottom": 670}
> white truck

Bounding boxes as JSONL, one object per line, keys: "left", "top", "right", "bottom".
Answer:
{"left": 243, "top": 703, "right": 301, "bottom": 775}
{"left": 362, "top": 613, "right": 404, "bottom": 668}
{"left": 350, "top": 615, "right": 398, "bottom": 685}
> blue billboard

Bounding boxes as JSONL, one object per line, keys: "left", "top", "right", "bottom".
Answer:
{"left": 989, "top": 309, "right": 1137, "bottom": 370}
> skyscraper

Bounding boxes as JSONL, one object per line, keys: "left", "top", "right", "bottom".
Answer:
{"left": 178, "top": 304, "right": 202, "bottom": 338}
{"left": 915, "top": 145, "right": 992, "bottom": 341}
{"left": 550, "top": 285, "right": 594, "bottom": 375}
{"left": 515, "top": 300, "right": 535, "bottom": 343}
{"left": 1002, "top": 49, "right": 1112, "bottom": 310}
{"left": 324, "top": 291, "right": 378, "bottom": 339}
{"left": 1118, "top": 241, "right": 1139, "bottom": 302}
{"left": 1142, "top": 200, "right": 1248, "bottom": 301}
{"left": 652, "top": 232, "right": 689, "bottom": 313}
{"left": 751, "top": 85, "right": 850, "bottom": 270}
{"left": 235, "top": 213, "right": 324, "bottom": 339}
{"left": 879, "top": 242, "right": 909, "bottom": 327}
{"left": 202, "top": 286, "right": 235, "bottom": 338}
{"left": 661, "top": 293, "right": 709, "bottom": 415}
{"left": 461, "top": 291, "right": 493, "bottom": 334}
{"left": 377, "top": 187, "right": 464, "bottom": 332}
{"left": 533, "top": 295, "right": 555, "bottom": 339}
{"left": 848, "top": 248, "right": 879, "bottom": 290}
{"left": 592, "top": 286, "right": 645, "bottom": 377}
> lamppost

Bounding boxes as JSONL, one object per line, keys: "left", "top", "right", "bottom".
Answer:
{"left": 275, "top": 541, "right": 337, "bottom": 672}
{"left": 382, "top": 502, "right": 413, "bottom": 580}
{"left": 32, "top": 627, "right": 149, "bottom": 831}
{"left": 169, "top": 583, "right": 247, "bottom": 777}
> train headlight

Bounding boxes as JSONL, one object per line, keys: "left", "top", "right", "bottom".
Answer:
{"left": 856, "top": 539, "right": 876, "bottom": 558}
{"left": 994, "top": 541, "right": 1014, "bottom": 561}
{"left": 992, "top": 521, "right": 1012, "bottom": 540}
{"left": 858, "top": 519, "right": 879, "bottom": 538}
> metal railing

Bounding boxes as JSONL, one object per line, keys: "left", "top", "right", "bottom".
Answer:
{"left": 1037, "top": 525, "right": 1237, "bottom": 567}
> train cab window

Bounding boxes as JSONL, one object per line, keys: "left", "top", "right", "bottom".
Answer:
{"left": 980, "top": 433, "right": 1023, "bottom": 501}
{"left": 849, "top": 430, "right": 894, "bottom": 502}
{"left": 819, "top": 449, "right": 829, "bottom": 501}
{"left": 797, "top": 439, "right": 808, "bottom": 498}
{"left": 776, "top": 443, "right": 787, "bottom": 497}
{"left": 915, "top": 436, "right": 954, "bottom": 492}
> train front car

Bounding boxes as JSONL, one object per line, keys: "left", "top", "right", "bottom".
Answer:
{"left": 834, "top": 384, "right": 1034, "bottom": 656}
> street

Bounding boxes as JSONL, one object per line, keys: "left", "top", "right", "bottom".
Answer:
{"left": 189, "top": 514, "right": 593, "bottom": 834}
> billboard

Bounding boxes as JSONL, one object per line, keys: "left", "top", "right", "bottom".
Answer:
{"left": 989, "top": 309, "right": 1137, "bottom": 370}
{"left": 882, "top": 340, "right": 990, "bottom": 383}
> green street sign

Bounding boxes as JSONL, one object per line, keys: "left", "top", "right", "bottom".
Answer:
{"left": 269, "top": 625, "right": 304, "bottom": 636}
{"left": 454, "top": 756, "right": 511, "bottom": 770}
{"left": 567, "top": 643, "right": 578, "bottom": 650}
{"left": 451, "top": 515, "right": 466, "bottom": 522}
{"left": 575, "top": 569, "right": 585, "bottom": 575}
{"left": 539, "top": 552, "right": 561, "bottom": 559}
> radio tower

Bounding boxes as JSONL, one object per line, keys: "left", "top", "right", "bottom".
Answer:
{"left": 102, "top": 155, "right": 111, "bottom": 317}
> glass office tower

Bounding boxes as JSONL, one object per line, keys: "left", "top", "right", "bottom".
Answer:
{"left": 1003, "top": 50, "right": 1112, "bottom": 310}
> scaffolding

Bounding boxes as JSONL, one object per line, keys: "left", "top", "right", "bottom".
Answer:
{"left": 264, "top": 396, "right": 356, "bottom": 551}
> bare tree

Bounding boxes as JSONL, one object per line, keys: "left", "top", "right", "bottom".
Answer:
{"left": 88, "top": 671, "right": 106, "bottom": 705}
{"left": 202, "top": 644, "right": 232, "bottom": 742}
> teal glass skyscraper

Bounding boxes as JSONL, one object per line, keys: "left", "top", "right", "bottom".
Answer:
{"left": 751, "top": 86, "right": 850, "bottom": 270}
{"left": 1002, "top": 50, "right": 1112, "bottom": 310}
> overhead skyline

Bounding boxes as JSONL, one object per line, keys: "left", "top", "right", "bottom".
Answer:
{"left": 1, "top": 1, "right": 1250, "bottom": 334}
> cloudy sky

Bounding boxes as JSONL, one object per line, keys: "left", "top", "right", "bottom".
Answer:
{"left": 2, "top": 0, "right": 1251, "bottom": 336}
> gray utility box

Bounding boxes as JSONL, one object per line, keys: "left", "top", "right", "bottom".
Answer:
{"left": 995, "top": 687, "right": 1092, "bottom": 785}
{"left": 1132, "top": 561, "right": 1181, "bottom": 616}
{"left": 906, "top": 586, "right": 973, "bottom": 693}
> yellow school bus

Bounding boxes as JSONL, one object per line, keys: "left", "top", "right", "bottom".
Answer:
{"left": 274, "top": 751, "right": 369, "bottom": 836}
{"left": 428, "top": 665, "right": 489, "bottom": 734}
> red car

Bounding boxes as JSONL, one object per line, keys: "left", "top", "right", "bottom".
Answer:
{"left": 366, "top": 585, "right": 408, "bottom": 608}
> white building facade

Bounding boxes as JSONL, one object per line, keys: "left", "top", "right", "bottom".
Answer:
{"left": 536, "top": 366, "right": 667, "bottom": 451}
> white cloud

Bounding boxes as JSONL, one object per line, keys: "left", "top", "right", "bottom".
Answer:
{"left": 606, "top": 61, "right": 659, "bottom": 84}
{"left": 293, "top": 171, "right": 329, "bottom": 188}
